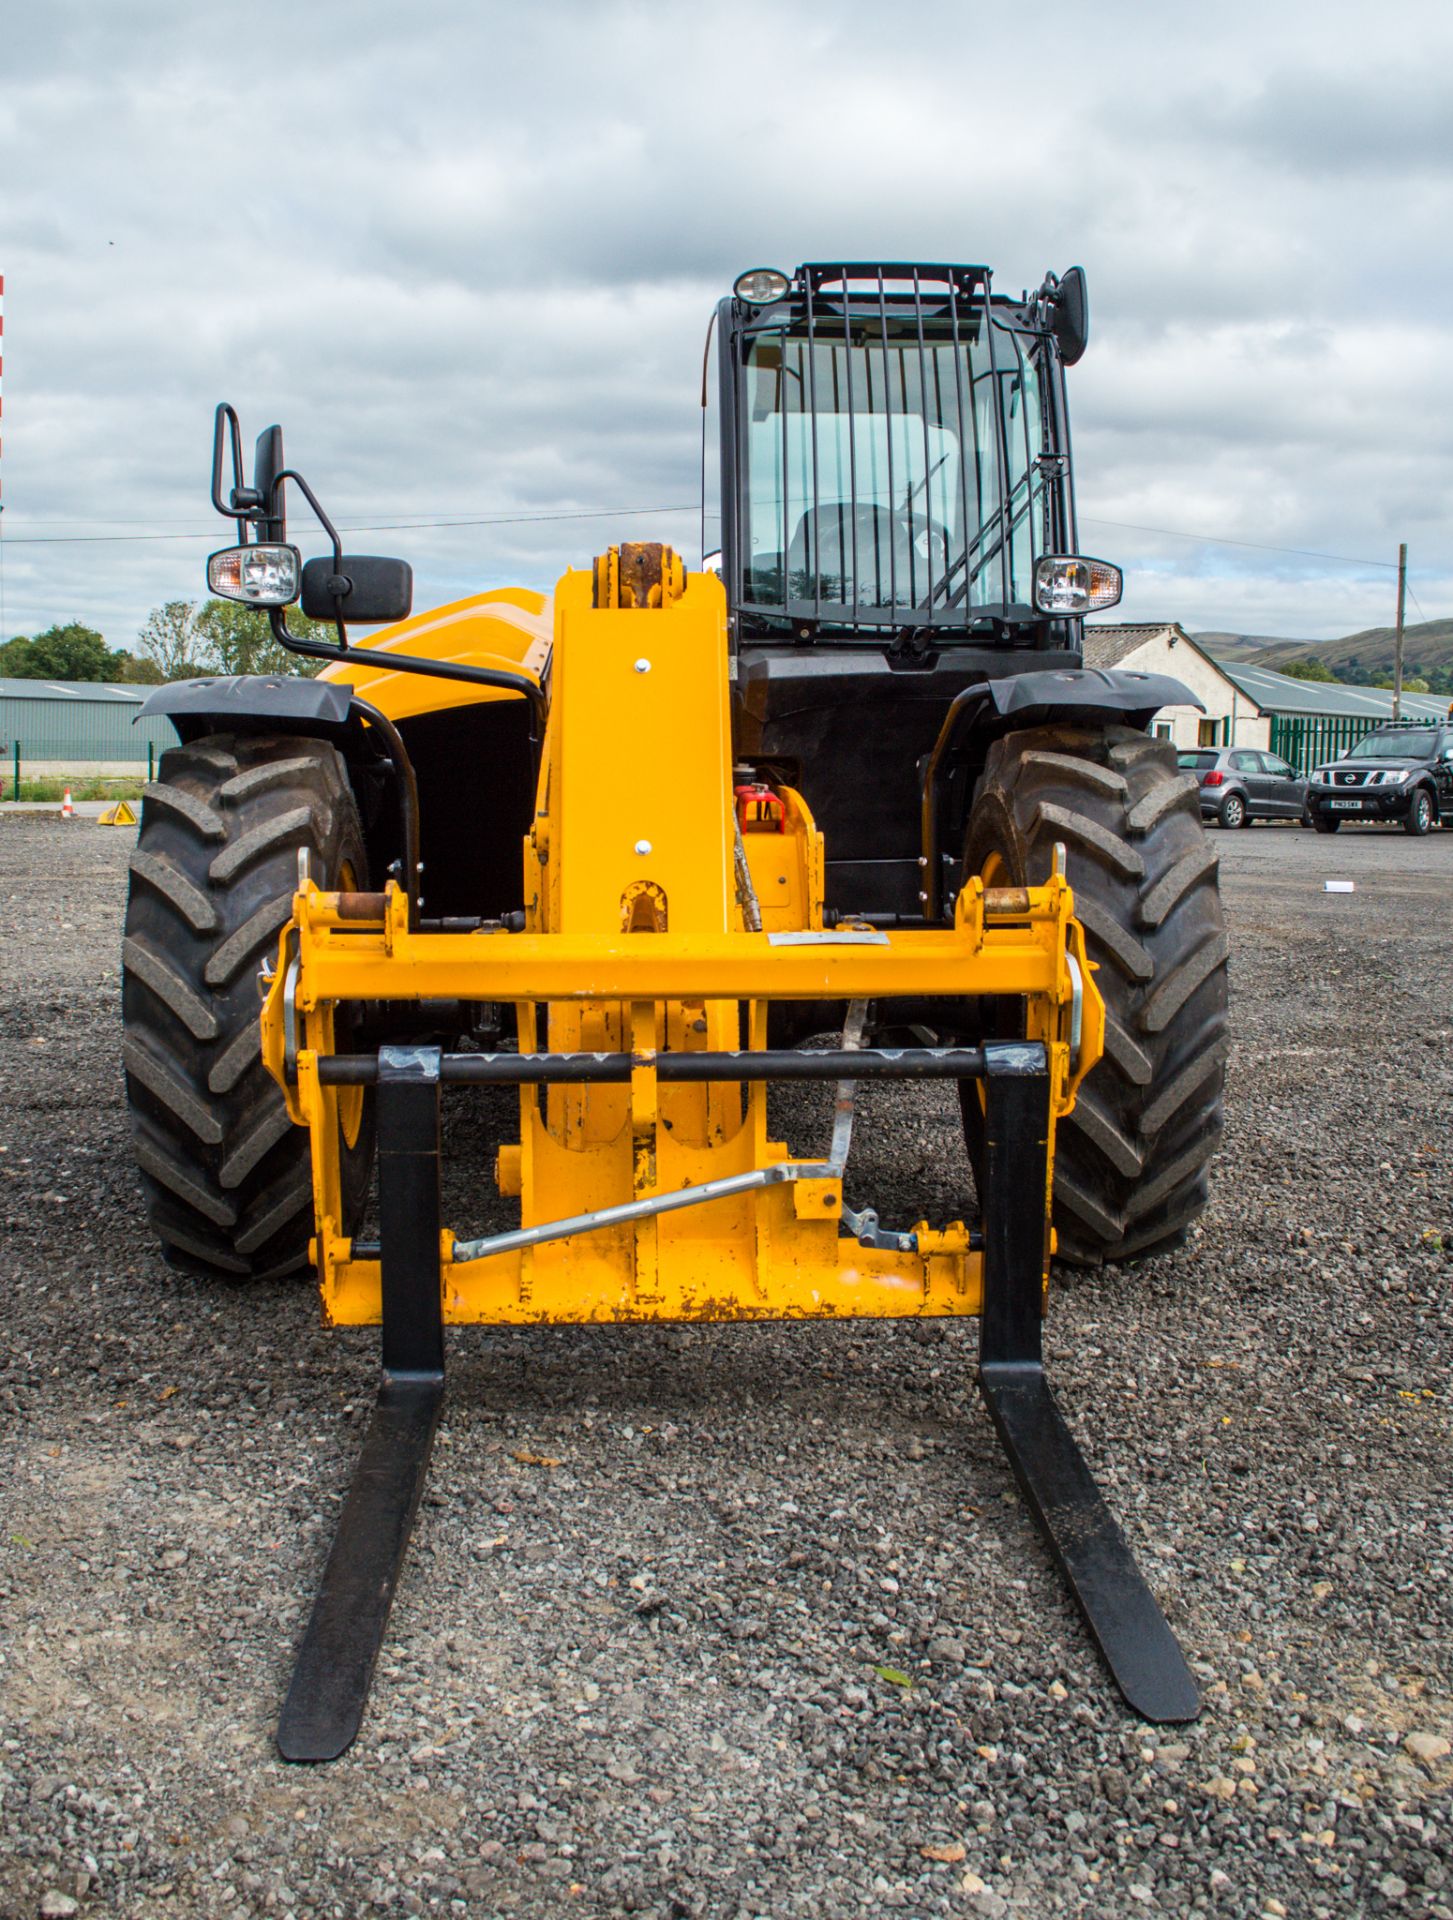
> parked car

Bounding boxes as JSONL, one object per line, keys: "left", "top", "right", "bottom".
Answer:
{"left": 1305, "top": 722, "right": 1453, "bottom": 834}
{"left": 1177, "top": 747, "right": 1308, "bottom": 828}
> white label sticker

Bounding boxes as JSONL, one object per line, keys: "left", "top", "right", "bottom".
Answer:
{"left": 766, "top": 929, "right": 890, "bottom": 947}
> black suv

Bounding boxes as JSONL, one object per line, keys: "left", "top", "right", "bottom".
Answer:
{"left": 1178, "top": 747, "right": 1307, "bottom": 828}
{"left": 1306, "top": 723, "right": 1453, "bottom": 834}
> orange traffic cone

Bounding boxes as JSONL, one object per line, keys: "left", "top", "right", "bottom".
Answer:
{"left": 61, "top": 788, "right": 75, "bottom": 819}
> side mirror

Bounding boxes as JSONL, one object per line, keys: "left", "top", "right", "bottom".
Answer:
{"left": 301, "top": 554, "right": 413, "bottom": 626}
{"left": 252, "top": 426, "right": 286, "bottom": 543}
{"left": 1052, "top": 266, "right": 1089, "bottom": 366}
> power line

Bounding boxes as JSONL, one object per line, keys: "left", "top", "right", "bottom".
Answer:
{"left": 1405, "top": 584, "right": 1434, "bottom": 625}
{"left": 0, "top": 504, "right": 699, "bottom": 548}
{"left": 1, "top": 502, "right": 707, "bottom": 529}
{"left": 1079, "top": 515, "right": 1407, "bottom": 572}
{"left": 0, "top": 491, "right": 1443, "bottom": 614}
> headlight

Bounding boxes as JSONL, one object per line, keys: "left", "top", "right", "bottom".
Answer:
{"left": 208, "top": 543, "right": 301, "bottom": 606}
{"left": 1034, "top": 554, "right": 1123, "bottom": 615}
{"left": 1377, "top": 769, "right": 1409, "bottom": 785}
{"left": 733, "top": 267, "right": 791, "bottom": 305}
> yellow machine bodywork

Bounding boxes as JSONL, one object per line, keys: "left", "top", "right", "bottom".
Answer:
{"left": 263, "top": 553, "right": 1103, "bottom": 1330}
{"left": 317, "top": 583, "right": 551, "bottom": 722}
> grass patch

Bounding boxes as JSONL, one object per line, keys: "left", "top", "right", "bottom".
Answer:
{"left": 9, "top": 775, "right": 146, "bottom": 802}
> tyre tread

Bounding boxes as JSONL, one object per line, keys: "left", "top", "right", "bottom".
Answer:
{"left": 122, "top": 732, "right": 372, "bottom": 1281}
{"left": 141, "top": 781, "right": 225, "bottom": 841}
{"left": 127, "top": 850, "right": 219, "bottom": 933}
{"left": 962, "top": 722, "right": 1228, "bottom": 1265}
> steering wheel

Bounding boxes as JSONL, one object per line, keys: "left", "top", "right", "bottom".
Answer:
{"left": 900, "top": 513, "right": 951, "bottom": 575}
{"left": 796, "top": 504, "right": 951, "bottom": 602}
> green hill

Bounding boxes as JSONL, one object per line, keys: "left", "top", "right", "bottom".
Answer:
{"left": 1198, "top": 618, "right": 1453, "bottom": 678}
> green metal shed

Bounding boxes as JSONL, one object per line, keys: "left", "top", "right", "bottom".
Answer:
{"left": 1216, "top": 662, "right": 1450, "bottom": 772}
{"left": 0, "top": 677, "right": 177, "bottom": 775}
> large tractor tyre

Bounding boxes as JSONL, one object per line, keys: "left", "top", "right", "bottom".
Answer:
{"left": 960, "top": 723, "right": 1229, "bottom": 1267}
{"left": 122, "top": 733, "right": 374, "bottom": 1280}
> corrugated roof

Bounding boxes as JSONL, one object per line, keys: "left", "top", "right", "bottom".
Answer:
{"left": 1081, "top": 624, "right": 1171, "bottom": 670}
{"left": 1215, "top": 660, "right": 1450, "bottom": 721}
{"left": 0, "top": 678, "right": 149, "bottom": 703}
{"left": 1083, "top": 621, "right": 1248, "bottom": 694}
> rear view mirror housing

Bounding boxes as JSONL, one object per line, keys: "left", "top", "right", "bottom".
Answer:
{"left": 1051, "top": 266, "right": 1089, "bottom": 366}
{"left": 300, "top": 555, "right": 413, "bottom": 626}
{"left": 252, "top": 426, "right": 287, "bottom": 542}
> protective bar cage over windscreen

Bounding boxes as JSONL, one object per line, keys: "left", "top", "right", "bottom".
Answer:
{"left": 719, "top": 264, "right": 1078, "bottom": 637}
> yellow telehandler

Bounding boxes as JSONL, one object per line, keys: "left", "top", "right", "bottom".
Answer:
{"left": 123, "top": 263, "right": 1226, "bottom": 1759}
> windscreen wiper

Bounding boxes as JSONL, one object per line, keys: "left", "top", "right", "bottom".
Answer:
{"left": 926, "top": 469, "right": 1053, "bottom": 611}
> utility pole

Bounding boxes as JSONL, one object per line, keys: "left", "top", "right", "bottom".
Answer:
{"left": 1392, "top": 542, "right": 1407, "bottom": 720}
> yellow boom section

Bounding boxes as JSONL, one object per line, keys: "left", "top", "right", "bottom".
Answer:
{"left": 262, "top": 551, "right": 1103, "bottom": 1330}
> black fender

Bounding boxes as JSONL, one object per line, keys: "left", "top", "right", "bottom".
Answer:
{"left": 137, "top": 673, "right": 405, "bottom": 887}
{"left": 972, "top": 665, "right": 1204, "bottom": 733}
{"left": 137, "top": 673, "right": 357, "bottom": 743}
{"left": 922, "top": 667, "right": 1205, "bottom": 919}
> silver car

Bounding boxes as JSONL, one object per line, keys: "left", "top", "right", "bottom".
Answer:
{"left": 1177, "top": 747, "right": 1308, "bottom": 829}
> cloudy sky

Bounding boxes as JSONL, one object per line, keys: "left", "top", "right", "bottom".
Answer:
{"left": 2, "top": 0, "right": 1450, "bottom": 651}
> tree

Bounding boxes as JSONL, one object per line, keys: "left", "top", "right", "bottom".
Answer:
{"left": 0, "top": 635, "right": 36, "bottom": 676}
{"left": 193, "top": 599, "right": 330, "bottom": 678}
{"left": 110, "top": 650, "right": 165, "bottom": 685}
{"left": 137, "top": 601, "right": 209, "bottom": 680}
{"left": 31, "top": 622, "right": 113, "bottom": 679}
{"left": 1279, "top": 658, "right": 1336, "bottom": 683}
{"left": 1, "top": 624, "right": 160, "bottom": 683}
{"left": 134, "top": 598, "right": 332, "bottom": 680}
{"left": 0, "top": 621, "right": 114, "bottom": 680}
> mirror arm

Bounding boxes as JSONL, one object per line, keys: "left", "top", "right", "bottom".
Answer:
{"left": 275, "top": 466, "right": 347, "bottom": 648}
{"left": 211, "top": 404, "right": 262, "bottom": 522}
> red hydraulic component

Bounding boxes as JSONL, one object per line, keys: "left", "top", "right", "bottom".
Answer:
{"left": 735, "top": 782, "right": 787, "bottom": 833}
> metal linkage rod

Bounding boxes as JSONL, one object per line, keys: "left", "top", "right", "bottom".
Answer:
{"left": 449, "top": 1160, "right": 831, "bottom": 1265}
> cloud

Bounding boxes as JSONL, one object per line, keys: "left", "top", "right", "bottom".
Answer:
{"left": 0, "top": 0, "right": 1449, "bottom": 650}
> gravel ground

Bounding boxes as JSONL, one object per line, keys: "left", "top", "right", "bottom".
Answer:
{"left": 1, "top": 815, "right": 1450, "bottom": 1920}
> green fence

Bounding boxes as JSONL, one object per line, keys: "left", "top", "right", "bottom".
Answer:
{"left": 1270, "top": 714, "right": 1438, "bottom": 774}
